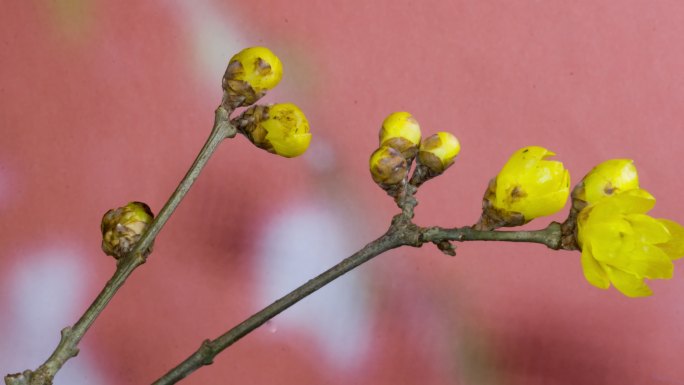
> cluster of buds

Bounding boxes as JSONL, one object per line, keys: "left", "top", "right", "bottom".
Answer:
{"left": 223, "top": 47, "right": 312, "bottom": 158}
{"left": 472, "top": 145, "right": 684, "bottom": 297}
{"left": 369, "top": 111, "right": 461, "bottom": 204}
{"left": 101, "top": 201, "right": 154, "bottom": 260}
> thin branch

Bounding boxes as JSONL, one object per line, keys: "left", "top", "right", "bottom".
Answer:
{"left": 151, "top": 217, "right": 565, "bottom": 384}
{"left": 4, "top": 106, "right": 236, "bottom": 385}
{"left": 420, "top": 221, "right": 564, "bottom": 250}
{"left": 150, "top": 220, "right": 408, "bottom": 385}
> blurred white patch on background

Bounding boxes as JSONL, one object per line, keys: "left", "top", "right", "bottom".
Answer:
{"left": 256, "top": 202, "right": 371, "bottom": 369}
{"left": 305, "top": 137, "right": 337, "bottom": 173}
{"left": 164, "top": 0, "right": 245, "bottom": 86}
{"left": 2, "top": 248, "right": 107, "bottom": 385}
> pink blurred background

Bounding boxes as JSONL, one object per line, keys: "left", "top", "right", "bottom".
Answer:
{"left": 2, "top": 1, "right": 684, "bottom": 384}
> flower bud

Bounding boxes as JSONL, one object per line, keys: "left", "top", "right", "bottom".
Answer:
{"left": 476, "top": 146, "right": 570, "bottom": 230}
{"left": 369, "top": 146, "right": 408, "bottom": 187}
{"left": 562, "top": 160, "right": 639, "bottom": 247}
{"left": 101, "top": 202, "right": 154, "bottom": 259}
{"left": 573, "top": 159, "right": 639, "bottom": 206}
{"left": 379, "top": 112, "right": 422, "bottom": 159}
{"left": 417, "top": 132, "right": 461, "bottom": 174}
{"left": 222, "top": 47, "right": 283, "bottom": 108}
{"left": 237, "top": 103, "right": 312, "bottom": 158}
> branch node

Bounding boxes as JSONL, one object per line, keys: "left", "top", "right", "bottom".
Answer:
{"left": 198, "top": 340, "right": 215, "bottom": 366}
{"left": 434, "top": 240, "right": 456, "bottom": 256}
{"left": 57, "top": 327, "right": 79, "bottom": 358}
{"left": 4, "top": 370, "right": 33, "bottom": 385}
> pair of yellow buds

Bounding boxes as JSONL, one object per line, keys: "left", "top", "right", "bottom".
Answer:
{"left": 224, "top": 47, "right": 311, "bottom": 158}
{"left": 369, "top": 112, "right": 461, "bottom": 192}
{"left": 481, "top": 148, "right": 684, "bottom": 297}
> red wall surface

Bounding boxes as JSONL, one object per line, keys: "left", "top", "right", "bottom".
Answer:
{"left": 2, "top": 1, "right": 684, "bottom": 384}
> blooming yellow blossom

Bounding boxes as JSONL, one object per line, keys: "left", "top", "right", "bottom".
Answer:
{"left": 101, "top": 201, "right": 154, "bottom": 259}
{"left": 577, "top": 188, "right": 684, "bottom": 297}
{"left": 369, "top": 146, "right": 408, "bottom": 186}
{"left": 239, "top": 103, "right": 312, "bottom": 158}
{"left": 575, "top": 159, "right": 639, "bottom": 205}
{"left": 379, "top": 112, "right": 422, "bottom": 158}
{"left": 417, "top": 132, "right": 461, "bottom": 174}
{"left": 223, "top": 47, "right": 283, "bottom": 107}
{"left": 491, "top": 146, "right": 570, "bottom": 221}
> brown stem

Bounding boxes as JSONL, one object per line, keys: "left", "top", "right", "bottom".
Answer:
{"left": 151, "top": 223, "right": 408, "bottom": 385}
{"left": 4, "top": 106, "right": 236, "bottom": 385}
{"left": 151, "top": 217, "right": 565, "bottom": 384}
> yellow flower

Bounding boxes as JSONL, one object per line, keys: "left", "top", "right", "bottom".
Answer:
{"left": 369, "top": 146, "right": 408, "bottom": 186}
{"left": 379, "top": 112, "right": 422, "bottom": 159}
{"left": 577, "top": 188, "right": 684, "bottom": 297}
{"left": 574, "top": 159, "right": 639, "bottom": 205}
{"left": 222, "top": 47, "right": 283, "bottom": 108}
{"left": 417, "top": 132, "right": 461, "bottom": 174}
{"left": 491, "top": 146, "right": 570, "bottom": 221}
{"left": 238, "top": 103, "right": 312, "bottom": 158}
{"left": 101, "top": 202, "right": 154, "bottom": 259}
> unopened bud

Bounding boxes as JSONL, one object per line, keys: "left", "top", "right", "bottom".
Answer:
{"left": 417, "top": 132, "right": 461, "bottom": 174}
{"left": 369, "top": 146, "right": 408, "bottom": 190}
{"left": 476, "top": 146, "right": 569, "bottom": 230}
{"left": 379, "top": 112, "right": 422, "bottom": 159}
{"left": 101, "top": 202, "right": 154, "bottom": 259}
{"left": 573, "top": 159, "right": 638, "bottom": 207}
{"left": 222, "top": 47, "right": 283, "bottom": 108}
{"left": 236, "top": 103, "right": 312, "bottom": 158}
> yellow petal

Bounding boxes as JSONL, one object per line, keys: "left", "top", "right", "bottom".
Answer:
{"left": 517, "top": 188, "right": 569, "bottom": 219}
{"left": 607, "top": 244, "right": 673, "bottom": 279}
{"left": 604, "top": 266, "right": 653, "bottom": 297}
{"left": 580, "top": 218, "right": 633, "bottom": 261}
{"left": 607, "top": 189, "right": 656, "bottom": 214}
{"left": 581, "top": 246, "right": 610, "bottom": 289}
{"left": 656, "top": 219, "right": 684, "bottom": 260}
{"left": 625, "top": 214, "right": 670, "bottom": 244}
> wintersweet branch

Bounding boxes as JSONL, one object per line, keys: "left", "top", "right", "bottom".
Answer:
{"left": 151, "top": 215, "right": 567, "bottom": 384}
{"left": 4, "top": 106, "right": 236, "bottom": 385}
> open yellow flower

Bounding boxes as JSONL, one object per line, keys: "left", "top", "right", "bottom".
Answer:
{"left": 491, "top": 146, "right": 570, "bottom": 221}
{"left": 101, "top": 201, "right": 154, "bottom": 259}
{"left": 223, "top": 46, "right": 283, "bottom": 107}
{"left": 379, "top": 112, "right": 422, "bottom": 159}
{"left": 238, "top": 103, "right": 312, "bottom": 158}
{"left": 577, "top": 188, "right": 684, "bottom": 297}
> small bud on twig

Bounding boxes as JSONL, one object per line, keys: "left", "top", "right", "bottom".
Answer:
{"left": 236, "top": 103, "right": 312, "bottom": 157}
{"left": 222, "top": 47, "right": 283, "bottom": 109}
{"left": 101, "top": 201, "right": 154, "bottom": 259}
